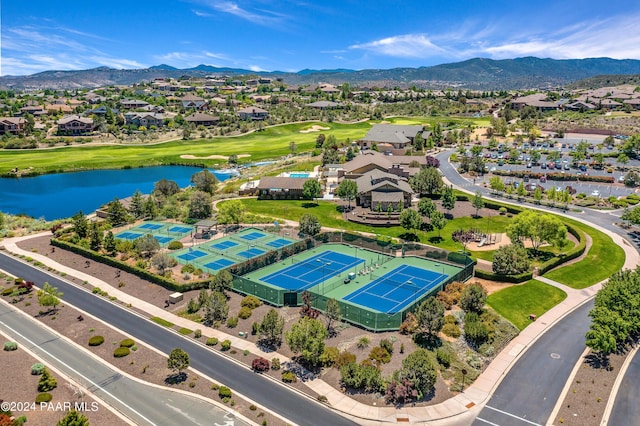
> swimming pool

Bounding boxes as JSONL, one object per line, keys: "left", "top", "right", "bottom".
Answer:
{"left": 289, "top": 172, "right": 310, "bottom": 178}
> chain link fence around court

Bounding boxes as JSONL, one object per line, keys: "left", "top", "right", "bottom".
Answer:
{"left": 228, "top": 231, "right": 475, "bottom": 331}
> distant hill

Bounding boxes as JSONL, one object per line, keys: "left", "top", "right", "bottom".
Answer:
{"left": 4, "top": 57, "right": 640, "bottom": 90}
{"left": 566, "top": 74, "right": 640, "bottom": 90}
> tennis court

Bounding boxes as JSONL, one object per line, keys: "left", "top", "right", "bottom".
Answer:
{"left": 204, "top": 258, "right": 235, "bottom": 271}
{"left": 343, "top": 264, "right": 448, "bottom": 314}
{"left": 237, "top": 248, "right": 265, "bottom": 259}
{"left": 154, "top": 236, "right": 173, "bottom": 244}
{"left": 211, "top": 240, "right": 239, "bottom": 250}
{"left": 176, "top": 249, "right": 208, "bottom": 262}
{"left": 239, "top": 231, "right": 266, "bottom": 241}
{"left": 168, "top": 226, "right": 192, "bottom": 234}
{"left": 266, "top": 238, "right": 291, "bottom": 249}
{"left": 139, "top": 223, "right": 163, "bottom": 230}
{"left": 259, "top": 250, "right": 364, "bottom": 291}
{"left": 116, "top": 231, "right": 142, "bottom": 240}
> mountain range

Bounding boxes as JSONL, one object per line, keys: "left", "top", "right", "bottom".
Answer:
{"left": 3, "top": 57, "right": 640, "bottom": 91}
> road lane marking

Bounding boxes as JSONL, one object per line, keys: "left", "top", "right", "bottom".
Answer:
{"left": 0, "top": 317, "right": 157, "bottom": 426}
{"left": 476, "top": 417, "right": 500, "bottom": 426}
{"left": 485, "top": 405, "right": 542, "bottom": 426}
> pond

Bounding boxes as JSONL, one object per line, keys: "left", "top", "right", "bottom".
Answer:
{"left": 0, "top": 166, "right": 236, "bottom": 221}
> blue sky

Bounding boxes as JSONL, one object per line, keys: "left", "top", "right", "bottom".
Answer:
{"left": 2, "top": 0, "right": 640, "bottom": 76}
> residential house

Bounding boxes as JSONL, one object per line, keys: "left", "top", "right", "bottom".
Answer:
{"left": 237, "top": 106, "right": 269, "bottom": 121}
{"left": 84, "top": 106, "right": 120, "bottom": 117}
{"left": 359, "top": 123, "right": 423, "bottom": 151}
{"left": 57, "top": 115, "right": 95, "bottom": 135}
{"left": 180, "top": 95, "right": 208, "bottom": 111}
{"left": 354, "top": 169, "right": 413, "bottom": 211}
{"left": 185, "top": 112, "right": 220, "bottom": 127}
{"left": 45, "top": 104, "right": 73, "bottom": 114}
{"left": 256, "top": 176, "right": 311, "bottom": 200}
{"left": 120, "top": 99, "right": 149, "bottom": 109}
{"left": 18, "top": 105, "right": 46, "bottom": 116}
{"left": 0, "top": 117, "right": 26, "bottom": 135}
{"left": 623, "top": 98, "right": 640, "bottom": 110}
{"left": 510, "top": 94, "right": 560, "bottom": 112}
{"left": 124, "top": 112, "right": 164, "bottom": 129}
{"left": 564, "top": 101, "right": 597, "bottom": 111}
{"left": 139, "top": 104, "right": 166, "bottom": 113}
{"left": 598, "top": 99, "right": 623, "bottom": 110}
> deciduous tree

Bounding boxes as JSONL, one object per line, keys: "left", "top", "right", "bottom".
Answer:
{"left": 37, "top": 282, "right": 63, "bottom": 313}
{"left": 259, "top": 308, "right": 285, "bottom": 347}
{"left": 299, "top": 213, "right": 321, "bottom": 236}
{"left": 336, "top": 179, "right": 358, "bottom": 210}
{"left": 167, "top": 348, "right": 190, "bottom": 376}
{"left": 190, "top": 170, "right": 218, "bottom": 194}
{"left": 285, "top": 317, "right": 328, "bottom": 366}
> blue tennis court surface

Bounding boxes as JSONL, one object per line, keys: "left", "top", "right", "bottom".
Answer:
{"left": 115, "top": 232, "right": 142, "bottom": 240}
{"left": 237, "top": 248, "right": 265, "bottom": 259}
{"left": 211, "top": 240, "right": 239, "bottom": 250}
{"left": 154, "top": 236, "right": 173, "bottom": 244}
{"left": 177, "top": 250, "right": 207, "bottom": 261}
{"left": 344, "top": 265, "right": 447, "bottom": 314}
{"left": 169, "top": 226, "right": 192, "bottom": 234}
{"left": 240, "top": 231, "right": 266, "bottom": 241}
{"left": 139, "top": 223, "right": 163, "bottom": 230}
{"left": 266, "top": 238, "right": 291, "bottom": 249}
{"left": 260, "top": 250, "right": 364, "bottom": 291}
{"left": 204, "top": 258, "right": 235, "bottom": 271}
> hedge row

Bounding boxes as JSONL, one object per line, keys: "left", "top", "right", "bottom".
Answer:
{"left": 493, "top": 170, "right": 614, "bottom": 183}
{"left": 473, "top": 223, "right": 586, "bottom": 283}
{"left": 51, "top": 238, "right": 210, "bottom": 292}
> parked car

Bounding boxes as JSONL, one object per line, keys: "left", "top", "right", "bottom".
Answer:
{"left": 526, "top": 162, "right": 532, "bottom": 168}
{"left": 591, "top": 190, "right": 601, "bottom": 197}
{"left": 540, "top": 175, "right": 547, "bottom": 183}
{"left": 541, "top": 163, "right": 547, "bottom": 169}
{"left": 580, "top": 165, "right": 587, "bottom": 171}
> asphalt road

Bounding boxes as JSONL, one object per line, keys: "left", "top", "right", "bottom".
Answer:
{"left": 472, "top": 301, "right": 594, "bottom": 426}
{"left": 0, "top": 302, "right": 246, "bottom": 426}
{"left": 0, "top": 253, "right": 358, "bottom": 426}
{"left": 607, "top": 349, "right": 640, "bottom": 426}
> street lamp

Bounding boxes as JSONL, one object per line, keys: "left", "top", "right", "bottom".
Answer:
{"left": 461, "top": 368, "right": 468, "bottom": 392}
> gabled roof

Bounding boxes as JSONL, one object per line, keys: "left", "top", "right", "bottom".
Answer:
{"left": 58, "top": 115, "right": 93, "bottom": 125}
{"left": 256, "top": 176, "right": 310, "bottom": 190}
{"left": 185, "top": 112, "right": 220, "bottom": 122}
{"left": 238, "top": 106, "right": 268, "bottom": 114}
{"left": 342, "top": 152, "right": 393, "bottom": 173}
{"left": 355, "top": 169, "right": 412, "bottom": 194}
{"left": 0, "top": 117, "right": 25, "bottom": 125}
{"left": 363, "top": 124, "right": 423, "bottom": 144}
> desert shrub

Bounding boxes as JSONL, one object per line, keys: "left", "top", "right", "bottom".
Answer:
{"left": 340, "top": 362, "right": 385, "bottom": 393}
{"left": 241, "top": 295, "right": 262, "bottom": 309}
{"left": 271, "top": 357, "right": 281, "bottom": 370}
{"left": 464, "top": 313, "right": 490, "bottom": 346}
{"left": 114, "top": 347, "right": 130, "bottom": 358}
{"left": 282, "top": 371, "right": 297, "bottom": 383}
{"left": 444, "top": 314, "right": 457, "bottom": 324}
{"left": 320, "top": 346, "right": 340, "bottom": 367}
{"left": 3, "top": 341, "right": 17, "bottom": 351}
{"left": 221, "top": 340, "right": 231, "bottom": 351}
{"left": 35, "top": 393, "right": 52, "bottom": 403}
{"left": 120, "top": 338, "right": 135, "bottom": 348}
{"left": 206, "top": 337, "right": 219, "bottom": 346}
{"left": 436, "top": 281, "right": 466, "bottom": 309}
{"left": 436, "top": 348, "right": 451, "bottom": 368}
{"left": 385, "top": 380, "right": 418, "bottom": 405}
{"left": 238, "top": 307, "right": 252, "bottom": 320}
{"left": 380, "top": 338, "right": 394, "bottom": 355}
{"left": 167, "top": 241, "right": 183, "bottom": 250}
{"left": 368, "top": 346, "right": 391, "bottom": 365}
{"left": 442, "top": 323, "right": 461, "bottom": 338}
{"left": 2, "top": 288, "right": 15, "bottom": 296}
{"left": 88, "top": 336, "right": 105, "bottom": 346}
{"left": 252, "top": 357, "right": 270, "bottom": 372}
{"left": 335, "top": 351, "right": 357, "bottom": 368}
{"left": 194, "top": 329, "right": 202, "bottom": 338}
{"left": 218, "top": 386, "right": 232, "bottom": 402}
{"left": 356, "top": 336, "right": 370, "bottom": 349}
{"left": 399, "top": 312, "right": 418, "bottom": 334}
{"left": 38, "top": 368, "right": 57, "bottom": 392}
{"left": 181, "top": 264, "right": 196, "bottom": 273}
{"left": 226, "top": 316, "right": 238, "bottom": 328}
{"left": 31, "top": 363, "right": 46, "bottom": 375}
{"left": 251, "top": 321, "right": 260, "bottom": 335}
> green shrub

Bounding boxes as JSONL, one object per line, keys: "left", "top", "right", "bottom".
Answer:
{"left": 38, "top": 368, "right": 57, "bottom": 392}
{"left": 251, "top": 321, "right": 260, "bottom": 335}
{"left": 442, "top": 323, "right": 461, "bottom": 338}
{"left": 3, "top": 341, "right": 18, "bottom": 351}
{"left": 218, "top": 386, "right": 232, "bottom": 402}
{"left": 206, "top": 337, "right": 219, "bottom": 346}
{"left": 114, "top": 347, "right": 131, "bottom": 358}
{"left": 35, "top": 393, "right": 52, "bottom": 403}
{"left": 226, "top": 316, "right": 238, "bottom": 328}
{"left": 178, "top": 327, "right": 193, "bottom": 335}
{"left": 120, "top": 338, "right": 135, "bottom": 348}
{"left": 282, "top": 371, "right": 297, "bottom": 383}
{"left": 241, "top": 295, "right": 262, "bottom": 309}
{"left": 368, "top": 346, "right": 391, "bottom": 364}
{"left": 31, "top": 363, "right": 46, "bottom": 375}
{"left": 221, "top": 340, "right": 231, "bottom": 351}
{"left": 380, "top": 338, "right": 393, "bottom": 355}
{"left": 167, "top": 241, "right": 183, "bottom": 250}
{"left": 88, "top": 336, "right": 104, "bottom": 346}
{"left": 445, "top": 314, "right": 457, "bottom": 324}
{"left": 238, "top": 307, "right": 252, "bottom": 320}
{"left": 1, "top": 287, "right": 15, "bottom": 296}
{"left": 194, "top": 329, "right": 202, "bottom": 338}
{"left": 320, "top": 347, "right": 339, "bottom": 367}
{"left": 181, "top": 264, "right": 196, "bottom": 273}
{"left": 436, "top": 348, "right": 451, "bottom": 368}
{"left": 271, "top": 357, "right": 281, "bottom": 370}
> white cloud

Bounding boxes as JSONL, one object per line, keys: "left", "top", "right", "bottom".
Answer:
{"left": 350, "top": 34, "right": 445, "bottom": 58}
{"left": 191, "top": 0, "right": 289, "bottom": 27}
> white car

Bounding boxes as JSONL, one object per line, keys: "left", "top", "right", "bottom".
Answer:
{"left": 591, "top": 190, "right": 601, "bottom": 197}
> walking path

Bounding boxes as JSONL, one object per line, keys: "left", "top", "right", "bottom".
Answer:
{"left": 1, "top": 212, "right": 638, "bottom": 425}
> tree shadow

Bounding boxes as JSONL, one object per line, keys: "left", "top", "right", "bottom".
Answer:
{"left": 428, "top": 236, "right": 444, "bottom": 244}
{"left": 399, "top": 233, "right": 420, "bottom": 242}
{"left": 164, "top": 372, "right": 187, "bottom": 385}
{"left": 301, "top": 202, "right": 318, "bottom": 208}
{"left": 444, "top": 212, "right": 454, "bottom": 220}
{"left": 420, "top": 223, "right": 434, "bottom": 232}
{"left": 413, "top": 333, "right": 442, "bottom": 350}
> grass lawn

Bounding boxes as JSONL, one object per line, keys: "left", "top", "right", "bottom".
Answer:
{"left": 487, "top": 280, "right": 567, "bottom": 330}
{"left": 0, "top": 121, "right": 370, "bottom": 175}
{"left": 543, "top": 219, "right": 625, "bottom": 289}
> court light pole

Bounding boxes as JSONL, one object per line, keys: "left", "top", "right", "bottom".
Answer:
{"left": 354, "top": 246, "right": 359, "bottom": 274}
{"left": 317, "top": 259, "right": 332, "bottom": 295}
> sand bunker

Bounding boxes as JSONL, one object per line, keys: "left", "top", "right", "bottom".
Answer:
{"left": 180, "top": 154, "right": 251, "bottom": 160}
{"left": 299, "top": 125, "right": 331, "bottom": 133}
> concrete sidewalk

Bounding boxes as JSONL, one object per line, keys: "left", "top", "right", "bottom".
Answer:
{"left": 1, "top": 225, "right": 637, "bottom": 426}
